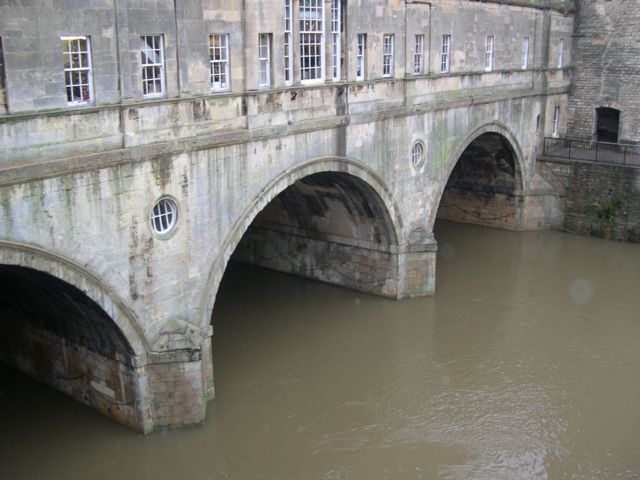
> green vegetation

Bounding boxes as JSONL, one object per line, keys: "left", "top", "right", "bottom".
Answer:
{"left": 587, "top": 193, "right": 630, "bottom": 224}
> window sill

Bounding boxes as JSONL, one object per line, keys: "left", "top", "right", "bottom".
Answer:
{"left": 66, "top": 101, "right": 94, "bottom": 107}
{"left": 300, "top": 79, "right": 324, "bottom": 86}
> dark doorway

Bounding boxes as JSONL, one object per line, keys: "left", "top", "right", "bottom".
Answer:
{"left": 596, "top": 107, "right": 620, "bottom": 143}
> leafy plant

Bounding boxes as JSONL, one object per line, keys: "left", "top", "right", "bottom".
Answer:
{"left": 587, "top": 193, "right": 629, "bottom": 224}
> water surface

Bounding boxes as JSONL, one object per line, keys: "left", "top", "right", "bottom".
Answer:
{"left": 1, "top": 222, "right": 639, "bottom": 479}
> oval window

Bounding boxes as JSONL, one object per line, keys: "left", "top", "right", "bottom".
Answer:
{"left": 410, "top": 141, "right": 425, "bottom": 169}
{"left": 149, "top": 197, "right": 178, "bottom": 236}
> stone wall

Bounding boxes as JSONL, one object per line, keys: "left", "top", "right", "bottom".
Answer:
{"left": 541, "top": 158, "right": 640, "bottom": 242}
{"left": 233, "top": 227, "right": 400, "bottom": 297}
{"left": 144, "top": 348, "right": 212, "bottom": 431}
{"left": 566, "top": 0, "right": 640, "bottom": 143}
{"left": 0, "top": 323, "right": 145, "bottom": 430}
{"left": 437, "top": 190, "right": 525, "bottom": 229}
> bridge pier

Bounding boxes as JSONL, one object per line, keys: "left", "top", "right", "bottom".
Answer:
{"left": 0, "top": 316, "right": 215, "bottom": 433}
{"left": 142, "top": 335, "right": 214, "bottom": 432}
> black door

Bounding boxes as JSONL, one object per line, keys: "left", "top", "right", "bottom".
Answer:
{"left": 596, "top": 107, "right": 620, "bottom": 143}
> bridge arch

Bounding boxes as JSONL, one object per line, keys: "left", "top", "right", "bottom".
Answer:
{"left": 431, "top": 122, "right": 527, "bottom": 230}
{"left": 198, "top": 156, "right": 406, "bottom": 329}
{"left": 0, "top": 240, "right": 147, "bottom": 356}
{"left": 0, "top": 241, "right": 150, "bottom": 430}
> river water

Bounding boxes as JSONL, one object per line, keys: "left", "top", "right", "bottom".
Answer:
{"left": 1, "top": 221, "right": 639, "bottom": 479}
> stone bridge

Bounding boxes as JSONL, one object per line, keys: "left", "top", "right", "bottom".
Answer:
{"left": 0, "top": 0, "right": 572, "bottom": 432}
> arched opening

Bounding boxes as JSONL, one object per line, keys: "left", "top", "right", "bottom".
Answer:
{"left": 200, "top": 164, "right": 435, "bottom": 416}
{"left": 206, "top": 168, "right": 414, "bottom": 421}
{"left": 0, "top": 265, "right": 143, "bottom": 430}
{"left": 596, "top": 107, "right": 620, "bottom": 143}
{"left": 436, "top": 132, "right": 524, "bottom": 230}
{"left": 228, "top": 171, "right": 401, "bottom": 298}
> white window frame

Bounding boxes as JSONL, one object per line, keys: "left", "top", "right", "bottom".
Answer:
{"left": 331, "top": 0, "right": 341, "bottom": 81}
{"left": 61, "top": 35, "right": 93, "bottom": 105}
{"left": 557, "top": 38, "right": 564, "bottom": 68}
{"left": 441, "top": 34, "right": 451, "bottom": 73}
{"left": 356, "top": 33, "right": 366, "bottom": 81}
{"left": 383, "top": 34, "right": 394, "bottom": 78}
{"left": 258, "top": 33, "right": 271, "bottom": 88}
{"left": 149, "top": 197, "right": 178, "bottom": 237}
{"left": 410, "top": 141, "right": 425, "bottom": 169}
{"left": 552, "top": 106, "right": 560, "bottom": 137}
{"left": 140, "top": 35, "right": 165, "bottom": 98}
{"left": 414, "top": 34, "right": 424, "bottom": 75}
{"left": 485, "top": 35, "right": 494, "bottom": 72}
{"left": 209, "top": 34, "right": 230, "bottom": 92}
{"left": 299, "top": 0, "right": 325, "bottom": 83}
{"left": 522, "top": 36, "right": 529, "bottom": 70}
{"left": 284, "top": 0, "right": 293, "bottom": 85}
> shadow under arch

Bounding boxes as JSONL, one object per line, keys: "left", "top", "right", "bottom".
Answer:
{"left": 197, "top": 156, "right": 406, "bottom": 329}
{"left": 0, "top": 240, "right": 152, "bottom": 430}
{"left": 0, "top": 240, "right": 148, "bottom": 356}
{"left": 430, "top": 122, "right": 527, "bottom": 230}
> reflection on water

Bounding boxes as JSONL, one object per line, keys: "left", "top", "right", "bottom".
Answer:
{"left": 1, "top": 221, "right": 639, "bottom": 479}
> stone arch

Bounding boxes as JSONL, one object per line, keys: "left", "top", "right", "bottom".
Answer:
{"left": 197, "top": 156, "right": 405, "bottom": 329}
{"left": 0, "top": 240, "right": 148, "bottom": 356}
{"left": 429, "top": 122, "right": 526, "bottom": 229}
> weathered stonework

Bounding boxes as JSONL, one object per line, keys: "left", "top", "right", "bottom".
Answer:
{"left": 540, "top": 158, "right": 640, "bottom": 242}
{"left": 0, "top": 0, "right": 576, "bottom": 431}
{"left": 566, "top": 0, "right": 640, "bottom": 144}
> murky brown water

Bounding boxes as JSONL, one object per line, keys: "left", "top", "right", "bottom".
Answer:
{"left": 1, "top": 221, "right": 639, "bottom": 479}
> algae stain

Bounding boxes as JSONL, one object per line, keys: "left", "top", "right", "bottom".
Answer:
{"left": 432, "top": 117, "right": 455, "bottom": 174}
{"left": 152, "top": 155, "right": 174, "bottom": 188}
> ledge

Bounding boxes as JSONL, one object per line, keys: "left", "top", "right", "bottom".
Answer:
{"left": 0, "top": 80, "right": 572, "bottom": 188}
{"left": 0, "top": 67, "right": 572, "bottom": 123}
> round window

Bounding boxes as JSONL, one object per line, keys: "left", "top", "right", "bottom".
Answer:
{"left": 410, "top": 141, "right": 425, "bottom": 169}
{"left": 149, "top": 197, "right": 178, "bottom": 236}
